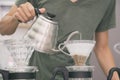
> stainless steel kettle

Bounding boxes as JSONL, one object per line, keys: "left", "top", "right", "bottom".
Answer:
{"left": 24, "top": 8, "right": 58, "bottom": 53}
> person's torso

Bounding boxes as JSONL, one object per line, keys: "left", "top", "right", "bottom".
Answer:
{"left": 29, "top": 0, "right": 112, "bottom": 40}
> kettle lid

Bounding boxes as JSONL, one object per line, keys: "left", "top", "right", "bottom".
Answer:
{"left": 39, "top": 14, "right": 58, "bottom": 24}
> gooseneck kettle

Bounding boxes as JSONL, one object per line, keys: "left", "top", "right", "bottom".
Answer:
{"left": 24, "top": 8, "right": 58, "bottom": 54}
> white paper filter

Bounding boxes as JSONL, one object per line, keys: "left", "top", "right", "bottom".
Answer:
{"left": 65, "top": 40, "right": 95, "bottom": 57}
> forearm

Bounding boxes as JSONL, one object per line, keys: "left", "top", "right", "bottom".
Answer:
{"left": 0, "top": 2, "right": 46, "bottom": 35}
{"left": 0, "top": 15, "right": 19, "bottom": 35}
{"left": 94, "top": 46, "right": 119, "bottom": 80}
{"left": 94, "top": 46, "right": 115, "bottom": 74}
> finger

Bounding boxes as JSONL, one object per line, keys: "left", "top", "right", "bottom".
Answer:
{"left": 14, "top": 12, "right": 25, "bottom": 22}
{"left": 39, "top": 8, "right": 46, "bottom": 14}
{"left": 17, "top": 7, "right": 28, "bottom": 22}
{"left": 20, "top": 3, "right": 33, "bottom": 20}
{"left": 26, "top": 2, "right": 35, "bottom": 16}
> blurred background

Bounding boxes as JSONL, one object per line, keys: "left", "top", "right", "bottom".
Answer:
{"left": 0, "top": 0, "right": 120, "bottom": 80}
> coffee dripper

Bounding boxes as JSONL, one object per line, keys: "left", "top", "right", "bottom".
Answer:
{"left": 50, "top": 31, "right": 96, "bottom": 80}
{"left": 0, "top": 39, "right": 38, "bottom": 80}
{"left": 58, "top": 31, "right": 96, "bottom": 66}
{"left": 3, "top": 39, "right": 34, "bottom": 66}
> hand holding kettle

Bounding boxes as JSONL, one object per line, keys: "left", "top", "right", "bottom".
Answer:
{"left": 14, "top": 2, "right": 46, "bottom": 23}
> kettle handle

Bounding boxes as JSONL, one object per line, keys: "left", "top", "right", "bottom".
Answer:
{"left": 34, "top": 8, "right": 56, "bottom": 19}
{"left": 107, "top": 67, "right": 120, "bottom": 80}
{"left": 65, "top": 31, "right": 82, "bottom": 43}
{"left": 57, "top": 31, "right": 81, "bottom": 56}
{"left": 34, "top": 8, "right": 41, "bottom": 17}
{"left": 0, "top": 69, "right": 9, "bottom": 80}
{"left": 50, "top": 66, "right": 69, "bottom": 80}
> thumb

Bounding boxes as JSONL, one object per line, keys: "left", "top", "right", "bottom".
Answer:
{"left": 39, "top": 8, "right": 46, "bottom": 14}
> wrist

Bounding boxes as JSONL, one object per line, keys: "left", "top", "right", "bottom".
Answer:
{"left": 13, "top": 14, "right": 21, "bottom": 24}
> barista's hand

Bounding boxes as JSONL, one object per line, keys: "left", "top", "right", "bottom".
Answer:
{"left": 14, "top": 2, "right": 46, "bottom": 22}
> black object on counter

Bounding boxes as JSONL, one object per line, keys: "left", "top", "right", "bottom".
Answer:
{"left": 0, "top": 69, "right": 36, "bottom": 80}
{"left": 50, "top": 66, "right": 69, "bottom": 80}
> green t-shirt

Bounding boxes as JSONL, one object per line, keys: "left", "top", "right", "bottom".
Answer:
{"left": 15, "top": 0, "right": 116, "bottom": 80}
{"left": 15, "top": 0, "right": 116, "bottom": 40}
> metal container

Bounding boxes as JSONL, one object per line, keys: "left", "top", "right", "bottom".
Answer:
{"left": 24, "top": 9, "right": 58, "bottom": 53}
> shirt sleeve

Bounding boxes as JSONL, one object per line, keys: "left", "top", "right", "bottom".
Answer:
{"left": 15, "top": 0, "right": 28, "bottom": 6}
{"left": 95, "top": 0, "right": 116, "bottom": 32}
